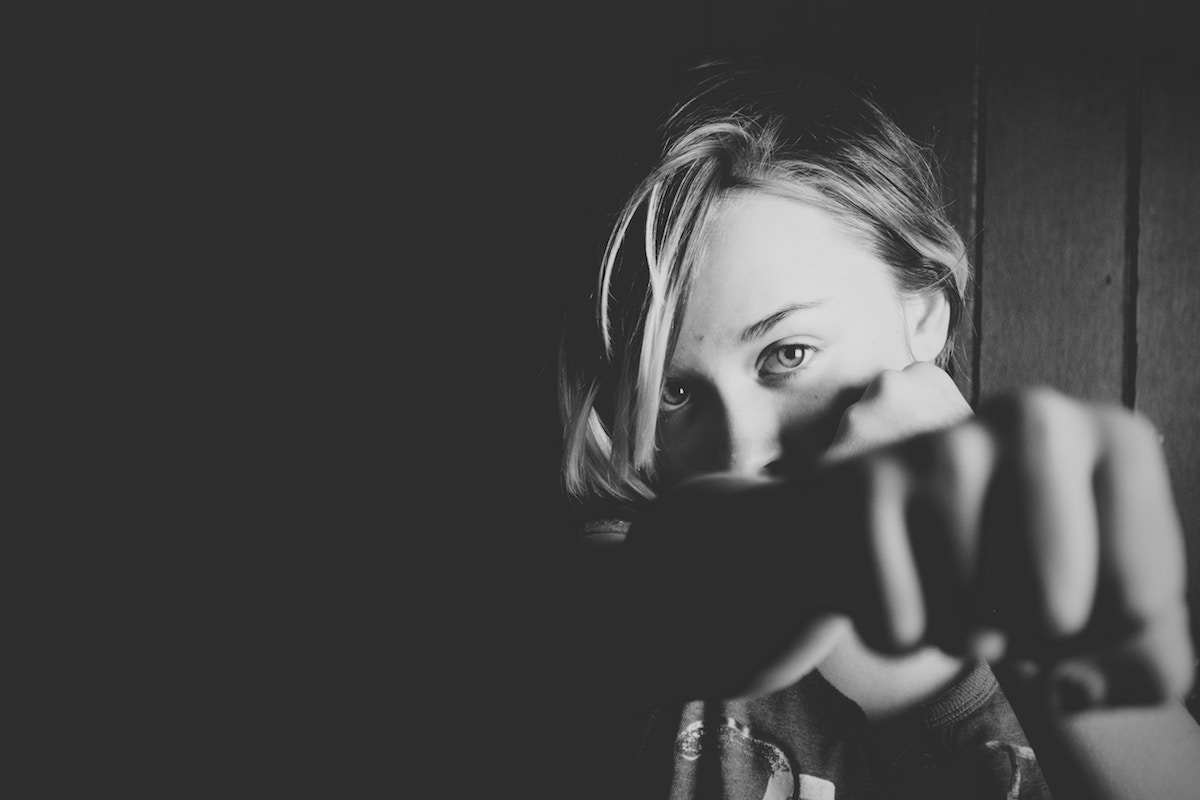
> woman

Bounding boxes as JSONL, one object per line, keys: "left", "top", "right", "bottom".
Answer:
{"left": 548, "top": 58, "right": 1199, "bottom": 799}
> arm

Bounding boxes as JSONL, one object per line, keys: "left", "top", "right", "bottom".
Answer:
{"left": 528, "top": 472, "right": 858, "bottom": 715}
{"left": 528, "top": 362, "right": 976, "bottom": 715}
{"left": 531, "top": 366, "right": 1197, "bottom": 758}
{"left": 996, "top": 666, "right": 1200, "bottom": 800}
{"left": 834, "top": 377, "right": 1200, "bottom": 797}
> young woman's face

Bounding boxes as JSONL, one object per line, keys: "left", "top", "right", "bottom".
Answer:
{"left": 656, "top": 190, "right": 942, "bottom": 486}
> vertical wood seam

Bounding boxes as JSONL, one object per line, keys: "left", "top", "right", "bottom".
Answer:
{"left": 970, "top": 0, "right": 988, "bottom": 407}
{"left": 1123, "top": 1, "right": 1144, "bottom": 411}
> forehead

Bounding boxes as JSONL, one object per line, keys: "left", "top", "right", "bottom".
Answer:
{"left": 679, "top": 190, "right": 899, "bottom": 343}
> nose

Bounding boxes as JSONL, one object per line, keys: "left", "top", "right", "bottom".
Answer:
{"left": 710, "top": 383, "right": 854, "bottom": 478}
{"left": 718, "top": 388, "right": 785, "bottom": 477}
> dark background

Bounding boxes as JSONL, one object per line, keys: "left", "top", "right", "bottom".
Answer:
{"left": 48, "top": 0, "right": 1197, "bottom": 793}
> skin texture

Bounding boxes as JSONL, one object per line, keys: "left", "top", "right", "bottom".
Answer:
{"left": 657, "top": 191, "right": 952, "bottom": 485}
{"left": 545, "top": 188, "right": 1199, "bottom": 798}
{"left": 657, "top": 190, "right": 969, "bottom": 717}
{"left": 643, "top": 190, "right": 1193, "bottom": 713}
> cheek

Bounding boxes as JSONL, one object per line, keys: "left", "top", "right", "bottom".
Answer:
{"left": 655, "top": 414, "right": 716, "bottom": 486}
{"left": 775, "top": 336, "right": 909, "bottom": 462}
{"left": 875, "top": 331, "right": 920, "bottom": 370}
{"left": 835, "top": 314, "right": 916, "bottom": 381}
{"left": 866, "top": 304, "right": 919, "bottom": 368}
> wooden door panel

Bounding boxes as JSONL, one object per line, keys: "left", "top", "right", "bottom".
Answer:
{"left": 979, "top": 0, "right": 1134, "bottom": 402}
{"left": 1137, "top": 0, "right": 1200, "bottom": 686}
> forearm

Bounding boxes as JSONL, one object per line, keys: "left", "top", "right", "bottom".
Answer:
{"left": 997, "top": 667, "right": 1200, "bottom": 799}
{"left": 527, "top": 473, "right": 849, "bottom": 714}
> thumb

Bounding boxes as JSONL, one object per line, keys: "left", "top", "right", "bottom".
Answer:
{"left": 1047, "top": 610, "right": 1196, "bottom": 713}
{"left": 1002, "top": 606, "right": 1197, "bottom": 714}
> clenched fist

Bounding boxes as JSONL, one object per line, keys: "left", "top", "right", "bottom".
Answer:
{"left": 818, "top": 381, "right": 1192, "bottom": 711}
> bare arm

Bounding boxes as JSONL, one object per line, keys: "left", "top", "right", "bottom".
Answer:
{"left": 996, "top": 665, "right": 1200, "bottom": 800}
{"left": 528, "top": 367, "right": 1199, "bottom": 797}
{"left": 835, "top": 374, "right": 1200, "bottom": 797}
{"left": 528, "top": 472, "right": 857, "bottom": 715}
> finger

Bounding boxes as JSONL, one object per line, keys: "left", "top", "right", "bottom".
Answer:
{"left": 900, "top": 361, "right": 974, "bottom": 423}
{"left": 902, "top": 420, "right": 1002, "bottom": 656}
{"left": 854, "top": 454, "right": 926, "bottom": 652}
{"left": 1059, "top": 408, "right": 1194, "bottom": 708}
{"left": 1043, "top": 603, "right": 1195, "bottom": 712}
{"left": 1091, "top": 408, "right": 1188, "bottom": 637}
{"left": 719, "top": 615, "right": 854, "bottom": 700}
{"left": 983, "top": 390, "right": 1101, "bottom": 642}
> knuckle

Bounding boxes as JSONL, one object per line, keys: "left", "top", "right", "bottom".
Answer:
{"left": 1116, "top": 408, "right": 1161, "bottom": 451}
{"left": 1009, "top": 388, "right": 1097, "bottom": 465}
{"left": 1094, "top": 407, "right": 1168, "bottom": 477}
{"left": 842, "top": 399, "right": 867, "bottom": 426}
{"left": 1013, "top": 386, "right": 1068, "bottom": 429}
{"left": 934, "top": 421, "right": 988, "bottom": 466}
{"left": 979, "top": 387, "right": 1068, "bottom": 442}
{"left": 864, "top": 368, "right": 902, "bottom": 400}
{"left": 876, "top": 368, "right": 903, "bottom": 388}
{"left": 905, "top": 360, "right": 950, "bottom": 386}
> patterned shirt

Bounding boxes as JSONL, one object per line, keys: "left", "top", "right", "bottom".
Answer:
{"left": 579, "top": 519, "right": 1052, "bottom": 800}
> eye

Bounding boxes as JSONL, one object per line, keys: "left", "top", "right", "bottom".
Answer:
{"left": 759, "top": 342, "right": 814, "bottom": 376}
{"left": 660, "top": 380, "right": 690, "bottom": 410}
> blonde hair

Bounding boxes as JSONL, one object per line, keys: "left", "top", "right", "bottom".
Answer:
{"left": 559, "top": 59, "right": 971, "bottom": 504}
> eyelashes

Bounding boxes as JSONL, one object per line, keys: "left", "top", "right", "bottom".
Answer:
{"left": 758, "top": 342, "right": 815, "bottom": 376}
{"left": 661, "top": 380, "right": 690, "bottom": 409}
{"left": 660, "top": 341, "right": 818, "bottom": 411}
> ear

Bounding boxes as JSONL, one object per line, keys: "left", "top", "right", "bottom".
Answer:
{"left": 902, "top": 290, "right": 951, "bottom": 363}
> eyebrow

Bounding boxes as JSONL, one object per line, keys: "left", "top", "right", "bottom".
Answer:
{"left": 738, "top": 300, "right": 830, "bottom": 344}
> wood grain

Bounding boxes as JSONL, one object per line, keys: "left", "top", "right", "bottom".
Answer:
{"left": 979, "top": 0, "right": 1134, "bottom": 402}
{"left": 1135, "top": 0, "right": 1200, "bottom": 705}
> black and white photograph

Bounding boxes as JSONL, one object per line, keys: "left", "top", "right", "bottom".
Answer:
{"left": 51, "top": 1, "right": 1200, "bottom": 796}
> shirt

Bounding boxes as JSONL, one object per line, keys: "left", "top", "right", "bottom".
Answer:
{"left": 578, "top": 518, "right": 1051, "bottom": 799}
